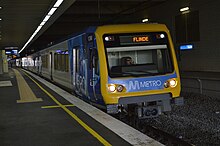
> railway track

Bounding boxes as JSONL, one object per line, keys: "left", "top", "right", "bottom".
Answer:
{"left": 118, "top": 115, "right": 193, "bottom": 146}
{"left": 143, "top": 125, "right": 193, "bottom": 146}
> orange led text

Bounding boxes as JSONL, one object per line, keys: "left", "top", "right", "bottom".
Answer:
{"left": 133, "top": 36, "right": 149, "bottom": 42}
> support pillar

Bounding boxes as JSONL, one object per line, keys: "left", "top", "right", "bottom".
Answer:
{"left": 2, "top": 50, "right": 8, "bottom": 73}
{"left": 0, "top": 50, "right": 3, "bottom": 75}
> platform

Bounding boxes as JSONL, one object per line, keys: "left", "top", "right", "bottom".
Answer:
{"left": 0, "top": 68, "right": 163, "bottom": 146}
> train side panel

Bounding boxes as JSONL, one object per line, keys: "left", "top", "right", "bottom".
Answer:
{"left": 67, "top": 29, "right": 105, "bottom": 106}
{"left": 40, "top": 51, "right": 51, "bottom": 80}
{"left": 68, "top": 34, "right": 90, "bottom": 98}
{"left": 37, "top": 42, "right": 72, "bottom": 89}
{"left": 51, "top": 41, "right": 72, "bottom": 89}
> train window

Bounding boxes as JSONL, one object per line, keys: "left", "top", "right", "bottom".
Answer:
{"left": 89, "top": 49, "right": 93, "bottom": 69}
{"left": 66, "top": 51, "right": 69, "bottom": 72}
{"left": 54, "top": 50, "right": 69, "bottom": 72}
{"left": 59, "top": 54, "right": 62, "bottom": 71}
{"left": 89, "top": 47, "right": 99, "bottom": 75}
{"left": 55, "top": 53, "right": 59, "bottom": 71}
{"left": 75, "top": 48, "right": 80, "bottom": 73}
{"left": 61, "top": 54, "right": 63, "bottom": 71}
{"left": 41, "top": 56, "right": 44, "bottom": 67}
{"left": 54, "top": 53, "right": 58, "bottom": 70}
{"left": 94, "top": 49, "right": 99, "bottom": 75}
{"left": 41, "top": 55, "right": 48, "bottom": 68}
{"left": 103, "top": 32, "right": 174, "bottom": 78}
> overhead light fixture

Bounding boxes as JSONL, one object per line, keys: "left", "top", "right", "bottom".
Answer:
{"left": 53, "top": 0, "right": 64, "bottom": 7}
{"left": 40, "top": 21, "right": 46, "bottom": 26}
{"left": 42, "top": 15, "right": 51, "bottom": 22}
{"left": 35, "top": 26, "right": 42, "bottom": 33}
{"left": 19, "top": 0, "right": 64, "bottom": 54}
{"left": 0, "top": 6, "right": 2, "bottom": 9}
{"left": 180, "top": 7, "right": 189, "bottom": 12}
{"left": 142, "top": 18, "right": 149, "bottom": 23}
{"left": 0, "top": 18, "right": 2, "bottom": 21}
{"left": 48, "top": 7, "right": 57, "bottom": 15}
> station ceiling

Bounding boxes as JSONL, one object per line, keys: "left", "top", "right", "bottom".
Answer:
{"left": 0, "top": 0, "right": 167, "bottom": 56}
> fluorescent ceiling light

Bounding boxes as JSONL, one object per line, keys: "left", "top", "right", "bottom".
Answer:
{"left": 19, "top": 0, "right": 63, "bottom": 54}
{"left": 142, "top": 18, "right": 149, "bottom": 23}
{"left": 19, "top": 45, "right": 27, "bottom": 53}
{"left": 32, "top": 31, "right": 38, "bottom": 37}
{"left": 48, "top": 7, "right": 57, "bottom": 15}
{"left": 0, "top": 18, "right": 2, "bottom": 21}
{"left": 53, "top": 0, "right": 64, "bottom": 7}
{"left": 5, "top": 47, "right": 18, "bottom": 50}
{"left": 40, "top": 21, "right": 46, "bottom": 26}
{"left": 43, "top": 15, "right": 51, "bottom": 22}
{"left": 35, "top": 26, "right": 42, "bottom": 33}
{"left": 180, "top": 7, "right": 189, "bottom": 12}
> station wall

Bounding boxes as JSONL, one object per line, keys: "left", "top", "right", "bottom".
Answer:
{"left": 138, "top": 0, "right": 220, "bottom": 72}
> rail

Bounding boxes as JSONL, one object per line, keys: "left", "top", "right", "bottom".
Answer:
{"left": 143, "top": 125, "right": 194, "bottom": 146}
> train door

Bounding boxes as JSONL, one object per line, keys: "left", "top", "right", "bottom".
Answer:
{"left": 91, "top": 49, "right": 100, "bottom": 99}
{"left": 72, "top": 47, "right": 81, "bottom": 95}
{"left": 88, "top": 35, "right": 100, "bottom": 102}
{"left": 49, "top": 52, "right": 53, "bottom": 80}
{"left": 39, "top": 56, "right": 42, "bottom": 75}
{"left": 36, "top": 56, "right": 40, "bottom": 74}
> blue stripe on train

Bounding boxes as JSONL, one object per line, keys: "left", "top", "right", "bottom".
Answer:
{"left": 108, "top": 72, "right": 177, "bottom": 92}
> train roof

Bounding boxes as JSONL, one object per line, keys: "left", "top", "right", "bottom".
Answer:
{"left": 95, "top": 23, "right": 169, "bottom": 35}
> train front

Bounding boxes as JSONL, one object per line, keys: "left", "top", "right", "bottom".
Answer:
{"left": 95, "top": 24, "right": 183, "bottom": 118}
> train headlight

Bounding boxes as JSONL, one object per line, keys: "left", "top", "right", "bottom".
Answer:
{"left": 169, "top": 79, "right": 177, "bottom": 87}
{"left": 164, "top": 78, "right": 177, "bottom": 88}
{"left": 108, "top": 84, "right": 125, "bottom": 93}
{"left": 108, "top": 84, "right": 116, "bottom": 92}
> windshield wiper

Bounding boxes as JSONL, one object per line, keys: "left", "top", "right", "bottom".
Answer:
{"left": 121, "top": 71, "right": 151, "bottom": 77}
{"left": 137, "top": 71, "right": 156, "bottom": 76}
{"left": 111, "top": 71, "right": 158, "bottom": 77}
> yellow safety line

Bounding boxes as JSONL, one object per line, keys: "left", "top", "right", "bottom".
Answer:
{"left": 13, "top": 69, "right": 42, "bottom": 103}
{"left": 41, "top": 104, "right": 75, "bottom": 109}
{"left": 23, "top": 71, "right": 111, "bottom": 146}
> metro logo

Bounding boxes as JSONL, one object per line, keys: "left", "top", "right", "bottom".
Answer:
{"left": 133, "top": 36, "right": 149, "bottom": 42}
{"left": 128, "top": 80, "right": 162, "bottom": 91}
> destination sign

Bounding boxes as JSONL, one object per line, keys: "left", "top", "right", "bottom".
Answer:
{"left": 132, "top": 36, "right": 149, "bottom": 43}
{"left": 103, "top": 32, "right": 167, "bottom": 48}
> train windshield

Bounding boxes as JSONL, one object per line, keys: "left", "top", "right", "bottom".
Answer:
{"left": 103, "top": 32, "right": 174, "bottom": 78}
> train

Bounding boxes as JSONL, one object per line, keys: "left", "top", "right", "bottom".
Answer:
{"left": 20, "top": 23, "right": 183, "bottom": 119}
